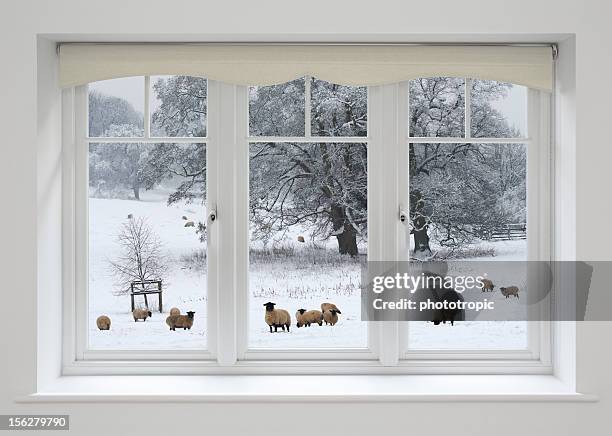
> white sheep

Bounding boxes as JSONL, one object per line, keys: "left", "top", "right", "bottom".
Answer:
{"left": 264, "top": 302, "right": 291, "bottom": 332}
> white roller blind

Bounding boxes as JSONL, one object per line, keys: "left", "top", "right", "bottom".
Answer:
{"left": 59, "top": 44, "right": 554, "bottom": 91}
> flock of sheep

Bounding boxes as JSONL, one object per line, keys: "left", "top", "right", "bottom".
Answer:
{"left": 95, "top": 307, "right": 196, "bottom": 331}
{"left": 263, "top": 301, "right": 341, "bottom": 333}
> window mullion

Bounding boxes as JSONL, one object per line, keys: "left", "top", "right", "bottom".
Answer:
{"left": 369, "top": 83, "right": 402, "bottom": 366}
{"left": 305, "top": 76, "right": 312, "bottom": 138}
{"left": 144, "top": 76, "right": 150, "bottom": 138}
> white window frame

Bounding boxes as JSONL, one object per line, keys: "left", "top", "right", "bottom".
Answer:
{"left": 62, "top": 74, "right": 555, "bottom": 375}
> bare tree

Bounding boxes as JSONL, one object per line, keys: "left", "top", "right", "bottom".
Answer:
{"left": 109, "top": 217, "right": 167, "bottom": 295}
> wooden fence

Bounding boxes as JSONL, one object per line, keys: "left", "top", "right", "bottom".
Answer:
{"left": 478, "top": 223, "right": 526, "bottom": 241}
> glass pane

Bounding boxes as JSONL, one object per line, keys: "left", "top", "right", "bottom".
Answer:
{"left": 249, "top": 142, "right": 367, "bottom": 348}
{"left": 89, "top": 77, "right": 144, "bottom": 138}
{"left": 249, "top": 78, "right": 305, "bottom": 136}
{"left": 89, "top": 143, "right": 207, "bottom": 350}
{"left": 471, "top": 80, "right": 527, "bottom": 138}
{"left": 150, "top": 75, "right": 207, "bottom": 137}
{"left": 311, "top": 78, "right": 367, "bottom": 137}
{"left": 408, "top": 142, "right": 527, "bottom": 350}
{"left": 409, "top": 77, "right": 465, "bottom": 137}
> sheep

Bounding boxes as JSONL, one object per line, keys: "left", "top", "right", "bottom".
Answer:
{"left": 166, "top": 311, "right": 195, "bottom": 330}
{"left": 500, "top": 286, "right": 520, "bottom": 299}
{"left": 481, "top": 278, "right": 495, "bottom": 292}
{"left": 432, "top": 289, "right": 463, "bottom": 326}
{"left": 320, "top": 302, "right": 341, "bottom": 314}
{"left": 169, "top": 307, "right": 181, "bottom": 316}
{"left": 296, "top": 309, "right": 307, "bottom": 327}
{"left": 184, "top": 221, "right": 195, "bottom": 227}
{"left": 323, "top": 309, "right": 340, "bottom": 326}
{"left": 182, "top": 215, "right": 188, "bottom": 220}
{"left": 96, "top": 315, "right": 111, "bottom": 330}
{"left": 263, "top": 302, "right": 291, "bottom": 333}
{"left": 133, "top": 308, "right": 152, "bottom": 322}
{"left": 296, "top": 309, "right": 323, "bottom": 327}
{"left": 297, "top": 235, "right": 305, "bottom": 243}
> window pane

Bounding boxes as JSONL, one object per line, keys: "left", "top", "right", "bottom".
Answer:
{"left": 311, "top": 78, "right": 367, "bottom": 137}
{"left": 89, "top": 77, "right": 144, "bottom": 138}
{"left": 408, "top": 142, "right": 527, "bottom": 350}
{"left": 409, "top": 77, "right": 465, "bottom": 137}
{"left": 150, "top": 76, "right": 207, "bottom": 137}
{"left": 249, "top": 142, "right": 367, "bottom": 348}
{"left": 89, "top": 143, "right": 207, "bottom": 350}
{"left": 249, "top": 78, "right": 305, "bottom": 136}
{"left": 471, "top": 80, "right": 527, "bottom": 138}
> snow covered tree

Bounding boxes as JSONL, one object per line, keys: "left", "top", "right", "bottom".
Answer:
{"left": 151, "top": 75, "right": 207, "bottom": 137}
{"left": 249, "top": 79, "right": 367, "bottom": 256}
{"left": 88, "top": 91, "right": 143, "bottom": 137}
{"left": 409, "top": 78, "right": 526, "bottom": 258}
{"left": 89, "top": 125, "right": 166, "bottom": 200}
{"left": 109, "top": 216, "right": 167, "bottom": 295}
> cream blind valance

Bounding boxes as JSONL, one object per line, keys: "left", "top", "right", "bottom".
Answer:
{"left": 58, "top": 44, "right": 554, "bottom": 92}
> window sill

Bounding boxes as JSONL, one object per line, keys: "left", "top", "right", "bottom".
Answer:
{"left": 17, "top": 375, "right": 597, "bottom": 403}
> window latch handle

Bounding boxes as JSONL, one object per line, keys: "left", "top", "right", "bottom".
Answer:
{"left": 208, "top": 206, "right": 217, "bottom": 223}
{"left": 399, "top": 205, "right": 408, "bottom": 224}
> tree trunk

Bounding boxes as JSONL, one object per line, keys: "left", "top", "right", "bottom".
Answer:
{"left": 410, "top": 190, "right": 432, "bottom": 258}
{"left": 337, "top": 225, "right": 358, "bottom": 257}
{"left": 330, "top": 204, "right": 359, "bottom": 256}
{"left": 412, "top": 216, "right": 432, "bottom": 258}
{"left": 133, "top": 180, "right": 140, "bottom": 200}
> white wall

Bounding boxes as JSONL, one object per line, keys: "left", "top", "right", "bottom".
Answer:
{"left": 1, "top": 0, "right": 611, "bottom": 434}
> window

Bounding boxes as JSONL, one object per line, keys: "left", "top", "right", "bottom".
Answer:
{"left": 63, "top": 72, "right": 551, "bottom": 373}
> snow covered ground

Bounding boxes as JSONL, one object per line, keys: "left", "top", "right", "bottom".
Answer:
{"left": 89, "top": 191, "right": 527, "bottom": 351}
{"left": 89, "top": 188, "right": 207, "bottom": 350}
{"left": 408, "top": 239, "right": 528, "bottom": 350}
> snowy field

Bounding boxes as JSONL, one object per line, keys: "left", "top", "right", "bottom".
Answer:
{"left": 89, "top": 188, "right": 207, "bottom": 350}
{"left": 89, "top": 191, "right": 528, "bottom": 351}
{"left": 407, "top": 239, "right": 528, "bottom": 350}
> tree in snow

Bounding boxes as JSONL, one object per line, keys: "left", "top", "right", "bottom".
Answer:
{"left": 89, "top": 124, "right": 166, "bottom": 200}
{"left": 151, "top": 75, "right": 207, "bottom": 137}
{"left": 88, "top": 91, "right": 143, "bottom": 137}
{"left": 109, "top": 216, "right": 167, "bottom": 295}
{"left": 409, "top": 78, "right": 526, "bottom": 257}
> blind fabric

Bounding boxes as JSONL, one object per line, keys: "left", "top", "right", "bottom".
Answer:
{"left": 58, "top": 44, "right": 554, "bottom": 91}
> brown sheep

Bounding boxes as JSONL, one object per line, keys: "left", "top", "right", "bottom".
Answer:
{"left": 169, "top": 307, "right": 181, "bottom": 316}
{"left": 96, "top": 315, "right": 111, "bottom": 330}
{"left": 500, "top": 286, "right": 520, "bottom": 299}
{"left": 296, "top": 309, "right": 323, "bottom": 327}
{"left": 320, "top": 302, "right": 341, "bottom": 314}
{"left": 481, "top": 278, "right": 495, "bottom": 292}
{"left": 323, "top": 309, "right": 340, "bottom": 326}
{"left": 166, "top": 311, "right": 195, "bottom": 330}
{"left": 264, "top": 302, "right": 291, "bottom": 333}
{"left": 297, "top": 235, "right": 305, "bottom": 243}
{"left": 133, "top": 308, "right": 152, "bottom": 322}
